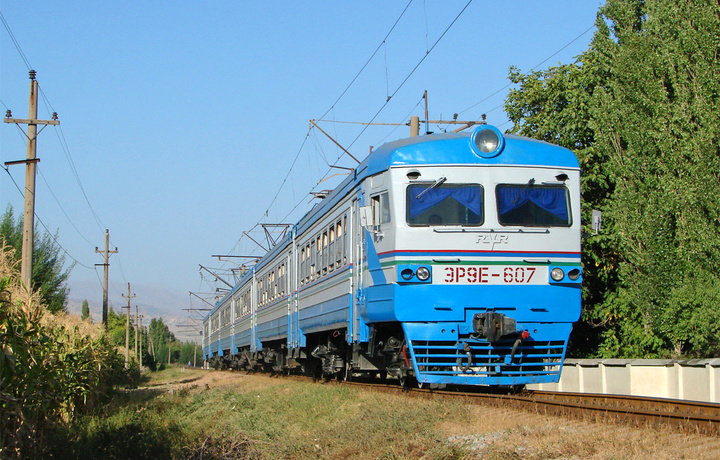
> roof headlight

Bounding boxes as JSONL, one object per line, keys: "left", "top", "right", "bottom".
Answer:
{"left": 470, "top": 125, "right": 505, "bottom": 158}
{"left": 550, "top": 267, "right": 565, "bottom": 282}
{"left": 475, "top": 129, "right": 499, "bottom": 153}
{"left": 416, "top": 266, "right": 431, "bottom": 281}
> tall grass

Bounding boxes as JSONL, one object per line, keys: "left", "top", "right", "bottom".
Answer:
{"left": 0, "top": 245, "right": 128, "bottom": 458}
{"left": 53, "top": 374, "right": 469, "bottom": 459}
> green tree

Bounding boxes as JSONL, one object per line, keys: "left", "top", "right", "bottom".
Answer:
{"left": 505, "top": 29, "right": 619, "bottom": 357}
{"left": 506, "top": 0, "right": 720, "bottom": 358}
{"left": 80, "top": 299, "right": 91, "bottom": 322}
{"left": 590, "top": 0, "right": 720, "bottom": 357}
{"left": 0, "top": 205, "right": 72, "bottom": 313}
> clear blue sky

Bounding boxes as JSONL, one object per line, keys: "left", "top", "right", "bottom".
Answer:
{"left": 1, "top": 1, "right": 602, "bottom": 318}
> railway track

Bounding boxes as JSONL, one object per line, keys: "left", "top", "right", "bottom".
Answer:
{"left": 337, "top": 380, "right": 720, "bottom": 436}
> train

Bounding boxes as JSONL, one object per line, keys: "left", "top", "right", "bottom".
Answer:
{"left": 203, "top": 123, "right": 582, "bottom": 388}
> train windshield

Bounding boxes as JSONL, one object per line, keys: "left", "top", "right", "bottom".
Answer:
{"left": 496, "top": 184, "right": 571, "bottom": 227}
{"left": 406, "top": 183, "right": 483, "bottom": 226}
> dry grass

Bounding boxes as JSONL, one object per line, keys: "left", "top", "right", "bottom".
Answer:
{"left": 437, "top": 403, "right": 720, "bottom": 459}
{"left": 139, "top": 371, "right": 720, "bottom": 459}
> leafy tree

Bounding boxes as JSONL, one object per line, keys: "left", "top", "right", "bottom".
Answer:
{"left": 106, "top": 307, "right": 127, "bottom": 346}
{"left": 506, "top": 0, "right": 720, "bottom": 358}
{"left": 590, "top": 0, "right": 720, "bottom": 357}
{"left": 505, "top": 28, "right": 619, "bottom": 357}
{"left": 81, "top": 299, "right": 91, "bottom": 322}
{"left": 0, "top": 205, "right": 72, "bottom": 313}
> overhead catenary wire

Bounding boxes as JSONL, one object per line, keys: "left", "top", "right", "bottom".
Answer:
{"left": 222, "top": 2, "right": 474, "bottom": 273}
{"left": 220, "top": 1, "right": 425, "bottom": 269}
{"left": 458, "top": 23, "right": 597, "bottom": 117}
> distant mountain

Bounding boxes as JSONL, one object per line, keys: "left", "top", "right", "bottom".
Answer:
{"left": 66, "top": 279, "right": 205, "bottom": 342}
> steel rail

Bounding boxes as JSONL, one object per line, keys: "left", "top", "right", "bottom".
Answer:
{"left": 338, "top": 380, "right": 720, "bottom": 436}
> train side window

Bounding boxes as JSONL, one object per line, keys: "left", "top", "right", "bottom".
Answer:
{"left": 371, "top": 192, "right": 391, "bottom": 225}
{"left": 310, "top": 240, "right": 316, "bottom": 281}
{"left": 496, "top": 184, "right": 571, "bottom": 227}
{"left": 335, "top": 220, "right": 343, "bottom": 267}
{"left": 305, "top": 244, "right": 311, "bottom": 283}
{"left": 300, "top": 247, "right": 306, "bottom": 285}
{"left": 328, "top": 227, "right": 335, "bottom": 272}
{"left": 322, "top": 231, "right": 329, "bottom": 274}
{"left": 315, "top": 236, "right": 322, "bottom": 278}
{"left": 342, "top": 215, "right": 348, "bottom": 264}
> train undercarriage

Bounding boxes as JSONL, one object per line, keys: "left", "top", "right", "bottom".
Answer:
{"left": 207, "top": 325, "right": 417, "bottom": 385}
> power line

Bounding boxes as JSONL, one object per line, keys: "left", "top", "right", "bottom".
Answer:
{"left": 458, "top": 23, "right": 596, "bottom": 116}
{"left": 221, "top": 2, "right": 474, "bottom": 275}
{"left": 317, "top": 0, "right": 414, "bottom": 122}
{"left": 2, "top": 164, "right": 95, "bottom": 269}
{"left": 344, "top": 0, "right": 473, "bottom": 152}
{"left": 0, "top": 11, "right": 32, "bottom": 70}
{"left": 38, "top": 86, "right": 107, "bottom": 232}
{"left": 37, "top": 166, "right": 94, "bottom": 245}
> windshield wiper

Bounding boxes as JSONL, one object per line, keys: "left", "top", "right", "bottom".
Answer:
{"left": 511, "top": 178, "right": 535, "bottom": 204}
{"left": 415, "top": 176, "right": 447, "bottom": 199}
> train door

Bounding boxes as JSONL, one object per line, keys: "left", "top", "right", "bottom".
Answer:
{"left": 351, "top": 197, "right": 363, "bottom": 343}
{"left": 251, "top": 271, "right": 258, "bottom": 352}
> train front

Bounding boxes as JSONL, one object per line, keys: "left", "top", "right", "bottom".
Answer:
{"left": 362, "top": 125, "right": 582, "bottom": 386}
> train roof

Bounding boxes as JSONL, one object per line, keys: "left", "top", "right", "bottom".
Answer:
{"left": 206, "top": 126, "right": 579, "bottom": 316}
{"left": 366, "top": 130, "right": 579, "bottom": 173}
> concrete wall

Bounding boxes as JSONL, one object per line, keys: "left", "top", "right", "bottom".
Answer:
{"left": 528, "top": 359, "right": 720, "bottom": 403}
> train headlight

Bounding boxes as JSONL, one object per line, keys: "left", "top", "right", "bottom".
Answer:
{"left": 475, "top": 129, "right": 499, "bottom": 153}
{"left": 470, "top": 125, "right": 505, "bottom": 158}
{"left": 568, "top": 268, "right": 581, "bottom": 281}
{"left": 416, "top": 266, "right": 431, "bottom": 281}
{"left": 550, "top": 267, "right": 565, "bottom": 282}
{"left": 401, "top": 268, "right": 415, "bottom": 280}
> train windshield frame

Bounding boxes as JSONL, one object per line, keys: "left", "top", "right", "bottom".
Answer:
{"left": 496, "top": 183, "right": 572, "bottom": 227}
{"left": 406, "top": 183, "right": 484, "bottom": 226}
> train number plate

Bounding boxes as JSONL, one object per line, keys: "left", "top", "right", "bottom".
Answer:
{"left": 435, "top": 265, "right": 548, "bottom": 285}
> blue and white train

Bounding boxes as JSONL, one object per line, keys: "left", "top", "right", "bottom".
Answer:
{"left": 203, "top": 124, "right": 582, "bottom": 387}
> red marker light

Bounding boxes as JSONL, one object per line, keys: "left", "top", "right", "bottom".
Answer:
{"left": 521, "top": 331, "right": 530, "bottom": 339}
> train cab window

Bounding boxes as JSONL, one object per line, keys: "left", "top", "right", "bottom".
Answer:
{"left": 407, "top": 184, "right": 483, "bottom": 226}
{"left": 371, "top": 192, "right": 391, "bottom": 225}
{"left": 496, "top": 184, "right": 571, "bottom": 227}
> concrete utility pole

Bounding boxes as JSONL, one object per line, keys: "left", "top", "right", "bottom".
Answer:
{"left": 3, "top": 70, "right": 59, "bottom": 289}
{"left": 95, "top": 229, "right": 118, "bottom": 328}
{"left": 121, "top": 283, "right": 136, "bottom": 369}
{"left": 138, "top": 320, "right": 144, "bottom": 371}
{"left": 134, "top": 305, "right": 143, "bottom": 364}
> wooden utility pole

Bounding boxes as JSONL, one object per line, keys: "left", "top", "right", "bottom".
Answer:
{"left": 121, "top": 283, "right": 135, "bottom": 369}
{"left": 95, "top": 229, "right": 118, "bottom": 328}
{"left": 3, "top": 70, "right": 59, "bottom": 289}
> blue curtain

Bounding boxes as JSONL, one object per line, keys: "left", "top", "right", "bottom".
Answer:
{"left": 497, "top": 186, "right": 568, "bottom": 221}
{"left": 409, "top": 186, "right": 482, "bottom": 218}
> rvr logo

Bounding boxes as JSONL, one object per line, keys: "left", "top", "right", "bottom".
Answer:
{"left": 476, "top": 234, "right": 509, "bottom": 250}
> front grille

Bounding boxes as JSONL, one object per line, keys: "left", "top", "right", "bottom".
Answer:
{"left": 410, "top": 338, "right": 565, "bottom": 378}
